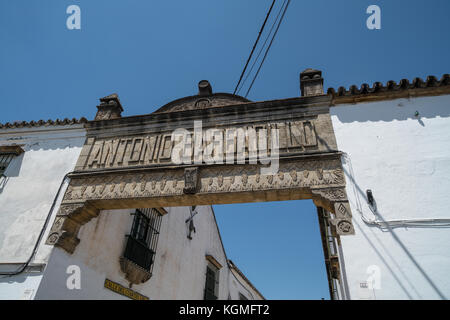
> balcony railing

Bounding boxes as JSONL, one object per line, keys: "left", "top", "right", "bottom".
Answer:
{"left": 123, "top": 235, "right": 155, "bottom": 271}
{"left": 204, "top": 290, "right": 217, "bottom": 300}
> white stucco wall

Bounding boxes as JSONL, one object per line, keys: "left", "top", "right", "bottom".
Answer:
{"left": 228, "top": 266, "right": 264, "bottom": 300}
{"left": 35, "top": 205, "right": 262, "bottom": 300}
{"left": 330, "top": 94, "right": 450, "bottom": 300}
{"left": 0, "top": 125, "right": 85, "bottom": 299}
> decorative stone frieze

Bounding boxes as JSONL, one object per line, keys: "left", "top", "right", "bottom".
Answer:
{"left": 47, "top": 154, "right": 354, "bottom": 253}
{"left": 183, "top": 167, "right": 199, "bottom": 194}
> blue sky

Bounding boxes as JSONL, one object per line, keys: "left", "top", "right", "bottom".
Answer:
{"left": 214, "top": 200, "right": 328, "bottom": 300}
{"left": 1, "top": 1, "right": 449, "bottom": 299}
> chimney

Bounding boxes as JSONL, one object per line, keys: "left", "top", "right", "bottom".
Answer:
{"left": 95, "top": 93, "right": 124, "bottom": 120}
{"left": 300, "top": 69, "right": 324, "bottom": 97}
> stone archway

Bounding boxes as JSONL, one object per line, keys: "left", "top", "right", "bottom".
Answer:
{"left": 46, "top": 75, "right": 355, "bottom": 255}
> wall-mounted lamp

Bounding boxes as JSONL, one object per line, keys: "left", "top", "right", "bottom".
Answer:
{"left": 366, "top": 189, "right": 374, "bottom": 207}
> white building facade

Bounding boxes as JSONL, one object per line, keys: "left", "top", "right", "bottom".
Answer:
{"left": 0, "top": 120, "right": 263, "bottom": 300}
{"left": 0, "top": 71, "right": 449, "bottom": 300}
{"left": 331, "top": 93, "right": 450, "bottom": 300}
{"left": 0, "top": 121, "right": 86, "bottom": 299}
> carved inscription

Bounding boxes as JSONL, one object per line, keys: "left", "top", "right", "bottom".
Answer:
{"left": 82, "top": 120, "right": 318, "bottom": 170}
{"left": 46, "top": 92, "right": 357, "bottom": 257}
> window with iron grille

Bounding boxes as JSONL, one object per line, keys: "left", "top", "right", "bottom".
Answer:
{"left": 0, "top": 153, "right": 15, "bottom": 177}
{"left": 0, "top": 146, "right": 23, "bottom": 177}
{"left": 123, "top": 208, "right": 162, "bottom": 273}
{"left": 204, "top": 264, "right": 219, "bottom": 300}
{"left": 239, "top": 293, "right": 248, "bottom": 300}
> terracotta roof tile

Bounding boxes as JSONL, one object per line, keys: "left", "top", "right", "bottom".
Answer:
{"left": 327, "top": 74, "right": 450, "bottom": 97}
{"left": 0, "top": 117, "right": 88, "bottom": 129}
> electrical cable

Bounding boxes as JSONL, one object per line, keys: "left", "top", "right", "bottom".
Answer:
{"left": 344, "top": 152, "right": 449, "bottom": 300}
{"left": 343, "top": 153, "right": 450, "bottom": 229}
{"left": 0, "top": 172, "right": 72, "bottom": 277}
{"left": 236, "top": 0, "right": 287, "bottom": 95}
{"left": 244, "top": 0, "right": 291, "bottom": 98}
{"left": 233, "top": 0, "right": 276, "bottom": 95}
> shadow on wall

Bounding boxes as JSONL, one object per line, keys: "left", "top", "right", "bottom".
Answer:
{"left": 331, "top": 96, "right": 450, "bottom": 123}
{"left": 342, "top": 158, "right": 448, "bottom": 299}
{"left": 0, "top": 270, "right": 37, "bottom": 285}
{"left": 0, "top": 177, "right": 7, "bottom": 193}
{"left": 3, "top": 152, "right": 24, "bottom": 178}
{"left": 0, "top": 133, "right": 85, "bottom": 194}
{"left": 22, "top": 137, "right": 86, "bottom": 152}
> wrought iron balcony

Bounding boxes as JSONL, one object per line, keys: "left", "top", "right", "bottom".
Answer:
{"left": 204, "top": 290, "right": 217, "bottom": 300}
{"left": 123, "top": 235, "right": 154, "bottom": 271}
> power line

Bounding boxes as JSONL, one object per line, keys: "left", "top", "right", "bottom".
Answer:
{"left": 233, "top": 0, "right": 276, "bottom": 95}
{"left": 0, "top": 173, "right": 71, "bottom": 277}
{"left": 236, "top": 1, "right": 286, "bottom": 95}
{"left": 245, "top": 0, "right": 290, "bottom": 98}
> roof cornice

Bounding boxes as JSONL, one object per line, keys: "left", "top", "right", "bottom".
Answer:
{"left": 0, "top": 117, "right": 88, "bottom": 130}
{"left": 2, "top": 73, "right": 449, "bottom": 127}
{"left": 328, "top": 74, "right": 450, "bottom": 105}
{"left": 227, "top": 259, "right": 266, "bottom": 300}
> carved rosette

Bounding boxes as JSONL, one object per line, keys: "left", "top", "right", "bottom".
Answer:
{"left": 46, "top": 216, "right": 67, "bottom": 245}
{"left": 330, "top": 218, "right": 355, "bottom": 235}
{"left": 330, "top": 202, "right": 355, "bottom": 235}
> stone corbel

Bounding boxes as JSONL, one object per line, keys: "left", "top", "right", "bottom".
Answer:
{"left": 46, "top": 201, "right": 100, "bottom": 254}
{"left": 311, "top": 187, "right": 355, "bottom": 236}
{"left": 330, "top": 201, "right": 355, "bottom": 236}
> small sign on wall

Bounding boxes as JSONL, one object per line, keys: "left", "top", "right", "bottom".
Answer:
{"left": 21, "top": 289, "right": 34, "bottom": 300}
{"left": 104, "top": 279, "right": 149, "bottom": 300}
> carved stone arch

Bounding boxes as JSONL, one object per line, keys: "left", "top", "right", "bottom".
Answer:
{"left": 46, "top": 87, "right": 356, "bottom": 254}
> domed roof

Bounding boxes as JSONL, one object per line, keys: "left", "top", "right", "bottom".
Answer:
{"left": 153, "top": 80, "right": 251, "bottom": 114}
